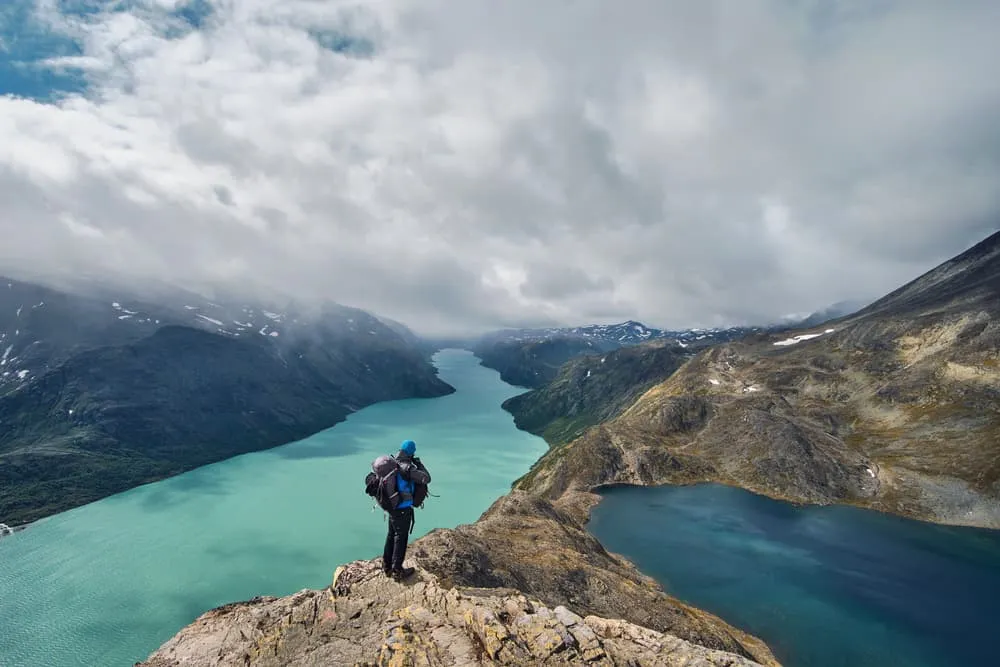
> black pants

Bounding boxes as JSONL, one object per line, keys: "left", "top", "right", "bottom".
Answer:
{"left": 382, "top": 507, "right": 414, "bottom": 571}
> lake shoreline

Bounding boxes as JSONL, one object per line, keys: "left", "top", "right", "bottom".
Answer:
{"left": 585, "top": 482, "right": 1000, "bottom": 667}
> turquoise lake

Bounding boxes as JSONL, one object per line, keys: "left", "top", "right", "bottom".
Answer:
{"left": 0, "top": 349, "right": 547, "bottom": 667}
{"left": 587, "top": 483, "right": 1000, "bottom": 667}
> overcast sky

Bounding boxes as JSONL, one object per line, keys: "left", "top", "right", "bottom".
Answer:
{"left": 1, "top": 0, "right": 998, "bottom": 336}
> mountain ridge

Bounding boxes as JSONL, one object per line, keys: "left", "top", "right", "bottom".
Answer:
{"left": 505, "top": 230, "right": 1000, "bottom": 529}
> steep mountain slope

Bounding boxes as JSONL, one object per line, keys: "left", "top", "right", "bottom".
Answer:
{"left": 473, "top": 336, "right": 607, "bottom": 388}
{"left": 501, "top": 341, "right": 691, "bottom": 446}
{"left": 512, "top": 231, "right": 1000, "bottom": 528}
{"left": 0, "top": 278, "right": 453, "bottom": 525}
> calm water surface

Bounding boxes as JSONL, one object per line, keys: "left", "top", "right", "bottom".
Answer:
{"left": 0, "top": 349, "right": 546, "bottom": 667}
{"left": 588, "top": 483, "right": 1000, "bottom": 667}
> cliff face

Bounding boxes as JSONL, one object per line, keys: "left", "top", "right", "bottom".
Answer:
{"left": 512, "top": 232, "right": 1000, "bottom": 528}
{"left": 139, "top": 559, "right": 768, "bottom": 667}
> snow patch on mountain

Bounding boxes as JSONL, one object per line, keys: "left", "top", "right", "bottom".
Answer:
{"left": 196, "top": 314, "right": 224, "bottom": 327}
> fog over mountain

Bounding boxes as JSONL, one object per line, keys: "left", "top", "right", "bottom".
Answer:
{"left": 1, "top": 0, "right": 998, "bottom": 336}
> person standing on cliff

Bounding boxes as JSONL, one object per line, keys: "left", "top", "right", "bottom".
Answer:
{"left": 382, "top": 439, "right": 430, "bottom": 580}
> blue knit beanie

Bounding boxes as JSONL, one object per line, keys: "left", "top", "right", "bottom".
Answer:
{"left": 400, "top": 439, "right": 416, "bottom": 456}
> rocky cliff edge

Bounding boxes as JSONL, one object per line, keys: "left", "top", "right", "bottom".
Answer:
{"left": 139, "top": 493, "right": 779, "bottom": 666}
{"left": 138, "top": 558, "right": 768, "bottom": 667}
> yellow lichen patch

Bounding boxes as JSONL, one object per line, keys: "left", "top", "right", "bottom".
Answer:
{"left": 942, "top": 361, "right": 1000, "bottom": 384}
{"left": 896, "top": 317, "right": 978, "bottom": 366}
{"left": 851, "top": 403, "right": 910, "bottom": 430}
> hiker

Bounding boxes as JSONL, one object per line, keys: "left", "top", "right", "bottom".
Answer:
{"left": 381, "top": 439, "right": 431, "bottom": 579}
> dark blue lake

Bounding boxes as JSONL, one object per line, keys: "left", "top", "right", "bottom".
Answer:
{"left": 586, "top": 483, "right": 1000, "bottom": 667}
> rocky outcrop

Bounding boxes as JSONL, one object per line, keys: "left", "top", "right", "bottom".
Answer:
{"left": 513, "top": 231, "right": 1000, "bottom": 528}
{"left": 410, "top": 492, "right": 777, "bottom": 665}
{"left": 138, "top": 560, "right": 767, "bottom": 667}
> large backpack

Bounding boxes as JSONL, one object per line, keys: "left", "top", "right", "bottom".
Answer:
{"left": 410, "top": 456, "right": 429, "bottom": 509}
{"left": 365, "top": 455, "right": 401, "bottom": 512}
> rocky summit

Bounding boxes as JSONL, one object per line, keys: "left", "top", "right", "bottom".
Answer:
{"left": 512, "top": 231, "right": 1000, "bottom": 528}
{"left": 138, "top": 559, "right": 768, "bottom": 667}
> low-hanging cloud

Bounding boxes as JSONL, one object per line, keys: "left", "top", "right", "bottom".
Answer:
{"left": 1, "top": 0, "right": 998, "bottom": 336}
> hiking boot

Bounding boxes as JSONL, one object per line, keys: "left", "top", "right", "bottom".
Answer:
{"left": 390, "top": 567, "right": 415, "bottom": 581}
{"left": 382, "top": 566, "right": 392, "bottom": 577}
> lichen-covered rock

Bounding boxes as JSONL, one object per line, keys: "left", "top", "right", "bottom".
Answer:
{"left": 138, "top": 560, "right": 769, "bottom": 667}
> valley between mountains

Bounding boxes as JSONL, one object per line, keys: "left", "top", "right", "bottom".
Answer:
{"left": 138, "top": 232, "right": 999, "bottom": 666}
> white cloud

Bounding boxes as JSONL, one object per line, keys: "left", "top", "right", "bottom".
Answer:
{"left": 1, "top": 0, "right": 999, "bottom": 336}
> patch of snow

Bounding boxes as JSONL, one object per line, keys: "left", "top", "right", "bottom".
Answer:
{"left": 184, "top": 305, "right": 198, "bottom": 310}
{"left": 825, "top": 328, "right": 835, "bottom": 334}
{"left": 262, "top": 310, "right": 282, "bottom": 321}
{"left": 16, "top": 306, "right": 22, "bottom": 317}
{"left": 743, "top": 385, "right": 760, "bottom": 393}
{"left": 196, "top": 314, "right": 224, "bottom": 327}
{"left": 586, "top": 369, "right": 592, "bottom": 378}
{"left": 600, "top": 357, "right": 606, "bottom": 363}
{"left": 232, "top": 321, "right": 253, "bottom": 328}
{"left": 155, "top": 320, "right": 160, "bottom": 324}
{"left": 118, "top": 315, "right": 131, "bottom": 320}
{"left": 773, "top": 332, "right": 825, "bottom": 346}
{"left": 259, "top": 327, "right": 269, "bottom": 336}
{"left": 269, "top": 331, "right": 279, "bottom": 337}
{"left": 678, "top": 341, "right": 688, "bottom": 348}
{"left": 1, "top": 345, "right": 12, "bottom": 365}
{"left": 68, "top": 409, "right": 74, "bottom": 415}
{"left": 868, "top": 468, "right": 876, "bottom": 478}
{"left": 112, "top": 302, "right": 121, "bottom": 309}
{"left": 709, "top": 378, "right": 721, "bottom": 385}
{"left": 16, "top": 370, "right": 29, "bottom": 380}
